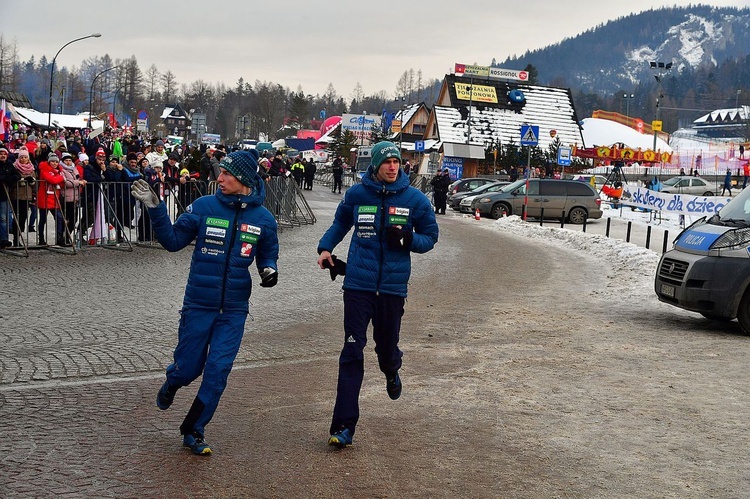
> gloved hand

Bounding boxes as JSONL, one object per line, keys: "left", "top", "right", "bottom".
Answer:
{"left": 259, "top": 267, "right": 278, "bottom": 288}
{"left": 321, "top": 254, "right": 347, "bottom": 281}
{"left": 131, "top": 179, "right": 159, "bottom": 208}
{"left": 386, "top": 226, "right": 413, "bottom": 250}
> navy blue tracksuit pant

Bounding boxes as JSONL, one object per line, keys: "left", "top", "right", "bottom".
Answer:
{"left": 165, "top": 307, "right": 247, "bottom": 437}
{"left": 330, "top": 289, "right": 405, "bottom": 436}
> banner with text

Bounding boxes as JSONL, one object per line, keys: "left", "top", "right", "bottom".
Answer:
{"left": 342, "top": 113, "right": 382, "bottom": 142}
{"left": 455, "top": 82, "right": 498, "bottom": 103}
{"left": 455, "top": 63, "right": 529, "bottom": 82}
{"left": 622, "top": 187, "right": 732, "bottom": 216}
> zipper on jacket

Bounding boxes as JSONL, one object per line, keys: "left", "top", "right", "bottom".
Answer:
{"left": 219, "top": 203, "right": 242, "bottom": 313}
{"left": 377, "top": 184, "right": 387, "bottom": 293}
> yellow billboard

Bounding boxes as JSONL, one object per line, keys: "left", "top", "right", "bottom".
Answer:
{"left": 455, "top": 82, "right": 498, "bottom": 104}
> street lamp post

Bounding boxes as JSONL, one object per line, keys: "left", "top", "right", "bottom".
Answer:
{"left": 359, "top": 111, "right": 367, "bottom": 147}
{"left": 88, "top": 66, "right": 118, "bottom": 128}
{"left": 623, "top": 92, "right": 635, "bottom": 120}
{"left": 47, "top": 33, "right": 101, "bottom": 128}
{"left": 395, "top": 95, "right": 406, "bottom": 157}
{"left": 649, "top": 61, "right": 672, "bottom": 152}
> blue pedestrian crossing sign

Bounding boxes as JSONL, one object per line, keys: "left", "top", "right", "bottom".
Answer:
{"left": 520, "top": 125, "right": 539, "bottom": 146}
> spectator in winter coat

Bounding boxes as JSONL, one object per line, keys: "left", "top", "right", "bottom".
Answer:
{"left": 331, "top": 156, "right": 344, "bottom": 194}
{"left": 9, "top": 147, "right": 36, "bottom": 247}
{"left": 430, "top": 168, "right": 452, "bottom": 215}
{"left": 316, "top": 141, "right": 439, "bottom": 449}
{"left": 0, "top": 147, "right": 21, "bottom": 248}
{"left": 131, "top": 149, "right": 279, "bottom": 456}
{"left": 722, "top": 169, "right": 733, "bottom": 196}
{"left": 304, "top": 159, "right": 317, "bottom": 190}
{"left": 36, "top": 153, "right": 65, "bottom": 246}
{"left": 146, "top": 140, "right": 169, "bottom": 169}
{"left": 58, "top": 153, "right": 87, "bottom": 246}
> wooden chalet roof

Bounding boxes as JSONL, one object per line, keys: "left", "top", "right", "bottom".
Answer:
{"left": 425, "top": 74, "right": 585, "bottom": 151}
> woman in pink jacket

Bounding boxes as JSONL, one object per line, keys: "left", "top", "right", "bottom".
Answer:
{"left": 58, "top": 152, "right": 87, "bottom": 246}
{"left": 37, "top": 152, "right": 65, "bottom": 246}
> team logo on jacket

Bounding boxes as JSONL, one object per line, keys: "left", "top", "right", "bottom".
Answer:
{"left": 241, "top": 224, "right": 262, "bottom": 235}
{"left": 240, "top": 233, "right": 259, "bottom": 243}
{"left": 206, "top": 227, "right": 226, "bottom": 238}
{"left": 389, "top": 207, "right": 410, "bottom": 216}
{"left": 358, "top": 205, "right": 377, "bottom": 214}
{"left": 389, "top": 215, "right": 409, "bottom": 225}
{"left": 358, "top": 214, "right": 375, "bottom": 223}
{"left": 205, "top": 237, "right": 225, "bottom": 246}
{"left": 240, "top": 243, "right": 253, "bottom": 257}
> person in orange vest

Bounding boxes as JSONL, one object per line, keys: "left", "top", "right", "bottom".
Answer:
{"left": 743, "top": 161, "right": 750, "bottom": 189}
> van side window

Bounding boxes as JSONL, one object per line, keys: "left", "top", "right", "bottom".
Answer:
{"left": 566, "top": 182, "right": 595, "bottom": 196}
{"left": 527, "top": 181, "right": 539, "bottom": 195}
{"left": 541, "top": 181, "right": 566, "bottom": 196}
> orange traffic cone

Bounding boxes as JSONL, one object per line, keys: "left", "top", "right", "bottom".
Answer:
{"left": 474, "top": 208, "right": 481, "bottom": 220}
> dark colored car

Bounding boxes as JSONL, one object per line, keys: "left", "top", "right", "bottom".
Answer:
{"left": 450, "top": 181, "right": 510, "bottom": 211}
{"left": 445, "top": 177, "right": 496, "bottom": 206}
{"left": 471, "top": 179, "right": 603, "bottom": 223}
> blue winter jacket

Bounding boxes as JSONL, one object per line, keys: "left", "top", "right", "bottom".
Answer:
{"left": 317, "top": 166, "right": 438, "bottom": 297}
{"left": 148, "top": 181, "right": 278, "bottom": 312}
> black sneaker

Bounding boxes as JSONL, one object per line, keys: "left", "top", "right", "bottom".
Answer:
{"left": 156, "top": 381, "right": 176, "bottom": 410}
{"left": 386, "top": 373, "right": 402, "bottom": 400}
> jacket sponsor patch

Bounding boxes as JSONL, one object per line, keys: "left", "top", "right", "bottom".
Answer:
{"left": 201, "top": 247, "right": 225, "bottom": 257}
{"left": 206, "top": 227, "right": 226, "bottom": 238}
{"left": 389, "top": 215, "right": 409, "bottom": 225}
{"left": 206, "top": 217, "right": 230, "bottom": 228}
{"left": 358, "top": 205, "right": 378, "bottom": 214}
{"left": 357, "top": 230, "right": 377, "bottom": 239}
{"left": 241, "top": 224, "right": 262, "bottom": 235}
{"left": 240, "top": 242, "right": 253, "bottom": 257}
{"left": 389, "top": 207, "right": 410, "bottom": 216}
{"left": 205, "top": 238, "right": 225, "bottom": 246}
{"left": 239, "top": 233, "right": 259, "bottom": 243}
{"left": 358, "top": 214, "right": 376, "bottom": 223}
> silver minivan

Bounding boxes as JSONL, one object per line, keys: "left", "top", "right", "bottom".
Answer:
{"left": 471, "top": 179, "right": 603, "bottom": 223}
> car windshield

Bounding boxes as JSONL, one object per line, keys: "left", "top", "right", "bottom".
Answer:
{"left": 499, "top": 179, "right": 526, "bottom": 192}
{"left": 716, "top": 186, "right": 750, "bottom": 224}
{"left": 470, "top": 182, "right": 502, "bottom": 194}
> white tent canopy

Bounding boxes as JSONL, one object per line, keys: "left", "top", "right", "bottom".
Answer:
{"left": 580, "top": 117, "right": 672, "bottom": 152}
{"left": 13, "top": 106, "right": 104, "bottom": 130}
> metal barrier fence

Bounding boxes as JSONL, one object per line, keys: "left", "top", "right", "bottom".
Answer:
{"left": 1, "top": 176, "right": 315, "bottom": 257}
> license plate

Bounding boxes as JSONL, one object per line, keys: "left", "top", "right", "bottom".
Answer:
{"left": 660, "top": 284, "right": 675, "bottom": 298}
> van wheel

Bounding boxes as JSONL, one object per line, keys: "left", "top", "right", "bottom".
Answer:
{"left": 703, "top": 191, "right": 714, "bottom": 196}
{"left": 737, "top": 291, "right": 750, "bottom": 334}
{"left": 568, "top": 207, "right": 587, "bottom": 224}
{"left": 491, "top": 203, "right": 509, "bottom": 219}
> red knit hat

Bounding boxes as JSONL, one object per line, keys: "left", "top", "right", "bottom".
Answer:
{"left": 95, "top": 148, "right": 106, "bottom": 157}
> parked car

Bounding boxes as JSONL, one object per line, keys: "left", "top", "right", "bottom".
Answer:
{"left": 458, "top": 182, "right": 510, "bottom": 213}
{"left": 446, "top": 178, "right": 496, "bottom": 204}
{"left": 449, "top": 181, "right": 509, "bottom": 211}
{"left": 660, "top": 176, "right": 715, "bottom": 196}
{"left": 471, "top": 179, "right": 603, "bottom": 223}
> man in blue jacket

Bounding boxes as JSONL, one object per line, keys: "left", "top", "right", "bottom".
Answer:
{"left": 131, "top": 149, "right": 279, "bottom": 456}
{"left": 316, "top": 141, "right": 439, "bottom": 448}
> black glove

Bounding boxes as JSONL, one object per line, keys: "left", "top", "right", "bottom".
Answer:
{"left": 322, "top": 254, "right": 347, "bottom": 281}
{"left": 386, "top": 226, "right": 413, "bottom": 250}
{"left": 259, "top": 267, "right": 278, "bottom": 288}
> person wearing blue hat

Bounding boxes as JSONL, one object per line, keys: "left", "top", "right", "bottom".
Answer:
{"left": 131, "top": 149, "right": 279, "bottom": 456}
{"left": 316, "top": 141, "right": 439, "bottom": 448}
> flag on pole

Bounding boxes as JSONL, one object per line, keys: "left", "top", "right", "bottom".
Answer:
{"left": 0, "top": 99, "right": 6, "bottom": 139}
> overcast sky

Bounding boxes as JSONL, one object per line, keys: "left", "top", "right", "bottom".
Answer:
{"left": 3, "top": 1, "right": 747, "bottom": 101}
